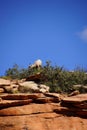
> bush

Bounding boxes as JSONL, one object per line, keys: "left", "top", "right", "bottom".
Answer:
{"left": 4, "top": 61, "right": 87, "bottom": 94}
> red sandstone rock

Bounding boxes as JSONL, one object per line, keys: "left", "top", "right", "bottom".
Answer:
{"left": 0, "top": 93, "right": 87, "bottom": 130}
{"left": 44, "top": 93, "right": 60, "bottom": 98}
{"left": 34, "top": 97, "right": 60, "bottom": 103}
{"left": 0, "top": 103, "right": 87, "bottom": 130}
{"left": 0, "top": 99, "right": 32, "bottom": 109}
{"left": 0, "top": 93, "right": 41, "bottom": 100}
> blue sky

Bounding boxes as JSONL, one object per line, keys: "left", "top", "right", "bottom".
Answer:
{"left": 0, "top": 0, "right": 87, "bottom": 75}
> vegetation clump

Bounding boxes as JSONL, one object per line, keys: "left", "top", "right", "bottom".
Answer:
{"left": 3, "top": 61, "right": 87, "bottom": 94}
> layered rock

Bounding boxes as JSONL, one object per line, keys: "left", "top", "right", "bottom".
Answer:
{"left": 0, "top": 77, "right": 87, "bottom": 130}
{"left": 0, "top": 93, "right": 87, "bottom": 130}
{"left": 0, "top": 93, "right": 87, "bottom": 117}
{"left": 54, "top": 94, "right": 87, "bottom": 118}
{"left": 0, "top": 93, "right": 60, "bottom": 109}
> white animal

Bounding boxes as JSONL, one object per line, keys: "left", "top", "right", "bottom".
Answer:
{"left": 30, "top": 59, "right": 42, "bottom": 68}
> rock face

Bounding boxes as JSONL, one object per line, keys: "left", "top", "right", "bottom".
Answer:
{"left": 55, "top": 94, "right": 87, "bottom": 117}
{"left": 0, "top": 104, "right": 87, "bottom": 130}
{"left": 0, "top": 77, "right": 87, "bottom": 130}
{"left": 0, "top": 93, "right": 87, "bottom": 130}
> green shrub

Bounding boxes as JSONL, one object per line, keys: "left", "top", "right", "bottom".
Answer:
{"left": 4, "top": 61, "right": 87, "bottom": 94}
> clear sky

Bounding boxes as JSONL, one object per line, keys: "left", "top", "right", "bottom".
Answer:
{"left": 0, "top": 0, "right": 87, "bottom": 75}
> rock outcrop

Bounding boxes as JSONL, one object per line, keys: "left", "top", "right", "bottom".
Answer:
{"left": 0, "top": 93, "right": 87, "bottom": 130}
{"left": 54, "top": 94, "right": 87, "bottom": 118}
{"left": 0, "top": 77, "right": 87, "bottom": 130}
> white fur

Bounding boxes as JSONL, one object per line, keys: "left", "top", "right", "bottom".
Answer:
{"left": 30, "top": 59, "right": 42, "bottom": 68}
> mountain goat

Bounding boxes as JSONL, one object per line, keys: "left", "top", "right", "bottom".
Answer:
{"left": 30, "top": 59, "right": 42, "bottom": 69}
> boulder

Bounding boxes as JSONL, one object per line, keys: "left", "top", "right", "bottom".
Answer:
{"left": 39, "top": 84, "right": 49, "bottom": 93}
{"left": 2, "top": 85, "right": 13, "bottom": 93}
{"left": 1, "top": 85, "right": 18, "bottom": 93}
{"left": 0, "top": 78, "right": 10, "bottom": 86}
{"left": 26, "top": 73, "right": 42, "bottom": 83}
{"left": 73, "top": 84, "right": 87, "bottom": 91}
{"left": 68, "top": 90, "right": 80, "bottom": 97}
{"left": 18, "top": 81, "right": 39, "bottom": 93}
{"left": 18, "top": 81, "right": 50, "bottom": 93}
